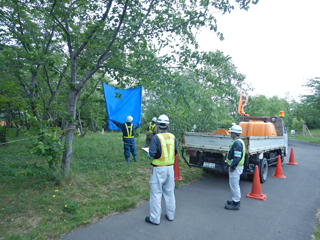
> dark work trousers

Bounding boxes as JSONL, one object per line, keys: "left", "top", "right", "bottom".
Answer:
{"left": 145, "top": 133, "right": 154, "bottom": 147}
{"left": 123, "top": 138, "right": 137, "bottom": 159}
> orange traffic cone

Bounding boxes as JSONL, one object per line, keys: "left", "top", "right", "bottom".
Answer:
{"left": 247, "top": 165, "right": 267, "bottom": 201}
{"left": 286, "top": 148, "right": 298, "bottom": 165}
{"left": 174, "top": 155, "right": 183, "bottom": 181}
{"left": 272, "top": 155, "right": 286, "bottom": 178}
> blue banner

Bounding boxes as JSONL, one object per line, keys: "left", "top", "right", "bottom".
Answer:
{"left": 102, "top": 83, "right": 142, "bottom": 130}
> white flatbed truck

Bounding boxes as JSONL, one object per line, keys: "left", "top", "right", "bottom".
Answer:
{"left": 181, "top": 116, "right": 288, "bottom": 183}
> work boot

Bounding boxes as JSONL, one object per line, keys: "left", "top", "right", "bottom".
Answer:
{"left": 145, "top": 216, "right": 159, "bottom": 225}
{"left": 134, "top": 156, "right": 138, "bottom": 162}
{"left": 126, "top": 158, "right": 129, "bottom": 162}
{"left": 227, "top": 200, "right": 240, "bottom": 207}
{"left": 225, "top": 201, "right": 240, "bottom": 210}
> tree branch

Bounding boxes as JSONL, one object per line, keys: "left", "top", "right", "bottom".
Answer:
{"left": 45, "top": 66, "right": 64, "bottom": 118}
{"left": 44, "top": 23, "right": 56, "bottom": 54}
{"left": 122, "top": 0, "right": 155, "bottom": 46}
{"left": 48, "top": 12, "right": 69, "bottom": 36}
{"left": 132, "top": 13, "right": 205, "bottom": 40}
{"left": 97, "top": 0, "right": 129, "bottom": 65}
{"left": 107, "top": 66, "right": 154, "bottom": 77}
{"left": 79, "top": 77, "right": 103, "bottom": 109}
{"left": 16, "top": 75, "right": 31, "bottom": 96}
{"left": 74, "top": 0, "right": 113, "bottom": 58}
{"left": 15, "top": 3, "right": 30, "bottom": 53}
{"left": 44, "top": 66, "right": 53, "bottom": 94}
{"left": 75, "top": 0, "right": 129, "bottom": 95}
{"left": 54, "top": 66, "right": 70, "bottom": 82}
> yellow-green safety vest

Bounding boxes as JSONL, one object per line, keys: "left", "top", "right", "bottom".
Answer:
{"left": 123, "top": 123, "right": 134, "bottom": 138}
{"left": 147, "top": 122, "right": 156, "bottom": 133}
{"left": 152, "top": 133, "right": 175, "bottom": 166}
{"left": 225, "top": 138, "right": 246, "bottom": 169}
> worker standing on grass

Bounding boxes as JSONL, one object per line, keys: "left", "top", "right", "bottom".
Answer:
{"left": 110, "top": 116, "right": 140, "bottom": 162}
{"left": 145, "top": 114, "right": 178, "bottom": 225}
{"left": 225, "top": 124, "right": 245, "bottom": 210}
{"left": 145, "top": 117, "right": 157, "bottom": 147}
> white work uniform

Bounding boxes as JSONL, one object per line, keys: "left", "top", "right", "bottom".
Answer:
{"left": 226, "top": 137, "right": 245, "bottom": 203}
{"left": 149, "top": 165, "right": 176, "bottom": 224}
{"left": 229, "top": 167, "right": 243, "bottom": 202}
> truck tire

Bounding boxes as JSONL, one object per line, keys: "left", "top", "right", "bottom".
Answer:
{"left": 259, "top": 158, "right": 268, "bottom": 183}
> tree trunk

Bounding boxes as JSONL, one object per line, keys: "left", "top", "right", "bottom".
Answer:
{"left": 91, "top": 119, "right": 96, "bottom": 132}
{"left": 61, "top": 89, "right": 77, "bottom": 175}
{"left": 18, "top": 110, "right": 25, "bottom": 129}
{"left": 15, "top": 122, "right": 21, "bottom": 137}
{"left": 90, "top": 107, "right": 96, "bottom": 132}
{"left": 25, "top": 115, "right": 30, "bottom": 130}
{"left": 30, "top": 70, "right": 42, "bottom": 124}
{"left": 78, "top": 111, "right": 88, "bottom": 137}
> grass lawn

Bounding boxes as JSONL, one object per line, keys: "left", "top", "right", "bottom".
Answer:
{"left": 0, "top": 128, "right": 203, "bottom": 240}
{"left": 289, "top": 128, "right": 320, "bottom": 145}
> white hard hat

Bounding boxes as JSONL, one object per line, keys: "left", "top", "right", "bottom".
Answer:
{"left": 157, "top": 114, "right": 169, "bottom": 128}
{"left": 126, "top": 116, "right": 133, "bottom": 122}
{"left": 230, "top": 125, "right": 242, "bottom": 134}
{"left": 152, "top": 117, "right": 157, "bottom": 122}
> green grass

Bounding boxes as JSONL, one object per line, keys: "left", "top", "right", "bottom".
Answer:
{"left": 0, "top": 128, "right": 203, "bottom": 240}
{"left": 315, "top": 222, "right": 320, "bottom": 240}
{"left": 289, "top": 128, "right": 320, "bottom": 145}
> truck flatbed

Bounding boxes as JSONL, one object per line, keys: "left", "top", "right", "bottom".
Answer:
{"left": 182, "top": 132, "right": 287, "bottom": 155}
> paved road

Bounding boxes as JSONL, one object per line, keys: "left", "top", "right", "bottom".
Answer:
{"left": 60, "top": 140, "right": 320, "bottom": 240}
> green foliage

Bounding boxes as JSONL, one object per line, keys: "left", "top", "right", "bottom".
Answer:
{"left": 246, "top": 94, "right": 293, "bottom": 129}
{"left": 294, "top": 77, "right": 320, "bottom": 129}
{"left": 291, "top": 117, "right": 305, "bottom": 133}
{"left": 63, "top": 201, "right": 78, "bottom": 213}
{"left": 78, "top": 84, "right": 106, "bottom": 132}
{"left": 291, "top": 102, "right": 318, "bottom": 129}
{"left": 27, "top": 127, "right": 63, "bottom": 168}
{"left": 142, "top": 51, "right": 250, "bottom": 138}
{"left": 314, "top": 221, "right": 320, "bottom": 240}
{"left": 303, "top": 77, "right": 320, "bottom": 110}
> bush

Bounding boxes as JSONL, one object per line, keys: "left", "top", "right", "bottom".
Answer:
{"left": 27, "top": 127, "right": 63, "bottom": 168}
{"left": 292, "top": 117, "right": 305, "bottom": 133}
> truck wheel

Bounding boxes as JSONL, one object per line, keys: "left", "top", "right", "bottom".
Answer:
{"left": 259, "top": 158, "right": 268, "bottom": 183}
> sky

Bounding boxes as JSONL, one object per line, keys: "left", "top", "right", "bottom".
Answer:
{"left": 197, "top": 0, "right": 320, "bottom": 100}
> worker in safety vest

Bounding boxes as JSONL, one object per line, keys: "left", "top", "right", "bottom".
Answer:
{"left": 225, "top": 124, "right": 245, "bottom": 210}
{"left": 110, "top": 116, "right": 141, "bottom": 162}
{"left": 145, "top": 117, "right": 157, "bottom": 147}
{"left": 145, "top": 114, "right": 178, "bottom": 225}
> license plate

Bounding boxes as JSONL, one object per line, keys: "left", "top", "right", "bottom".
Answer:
{"left": 203, "top": 162, "right": 215, "bottom": 169}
